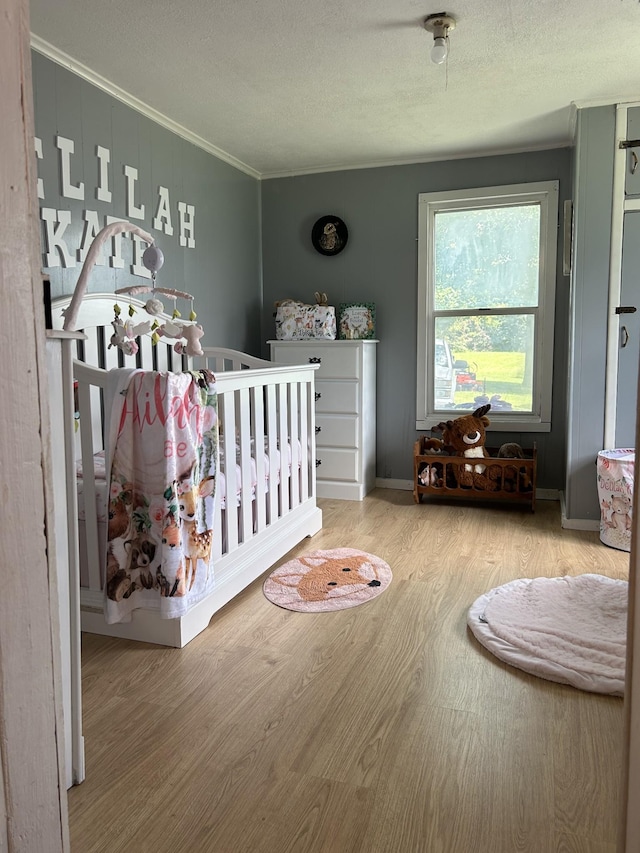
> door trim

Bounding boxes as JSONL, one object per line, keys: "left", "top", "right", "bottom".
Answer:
{"left": 604, "top": 104, "right": 629, "bottom": 449}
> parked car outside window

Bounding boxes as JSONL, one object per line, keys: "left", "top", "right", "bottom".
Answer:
{"left": 434, "top": 339, "right": 456, "bottom": 408}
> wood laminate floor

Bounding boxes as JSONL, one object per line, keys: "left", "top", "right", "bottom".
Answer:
{"left": 68, "top": 492, "right": 629, "bottom": 853}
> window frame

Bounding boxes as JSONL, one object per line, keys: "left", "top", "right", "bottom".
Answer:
{"left": 416, "top": 180, "right": 559, "bottom": 432}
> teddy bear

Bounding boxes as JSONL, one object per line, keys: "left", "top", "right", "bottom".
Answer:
{"left": 607, "top": 493, "right": 632, "bottom": 532}
{"left": 434, "top": 404, "right": 500, "bottom": 491}
{"left": 179, "top": 323, "right": 204, "bottom": 357}
{"left": 497, "top": 442, "right": 532, "bottom": 492}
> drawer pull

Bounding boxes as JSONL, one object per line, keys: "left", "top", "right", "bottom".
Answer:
{"left": 315, "top": 392, "right": 321, "bottom": 401}
{"left": 315, "top": 459, "right": 322, "bottom": 467}
{"left": 315, "top": 426, "right": 321, "bottom": 434}
{"left": 309, "top": 357, "right": 322, "bottom": 364}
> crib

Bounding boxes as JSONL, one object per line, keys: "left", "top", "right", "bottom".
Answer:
{"left": 51, "top": 293, "right": 323, "bottom": 648}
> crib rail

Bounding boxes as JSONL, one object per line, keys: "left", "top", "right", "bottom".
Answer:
{"left": 197, "top": 347, "right": 273, "bottom": 372}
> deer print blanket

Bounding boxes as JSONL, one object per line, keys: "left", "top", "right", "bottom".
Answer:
{"left": 104, "top": 369, "right": 218, "bottom": 624}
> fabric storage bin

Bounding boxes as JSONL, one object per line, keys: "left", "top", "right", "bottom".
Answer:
{"left": 597, "top": 449, "right": 634, "bottom": 552}
{"left": 275, "top": 304, "right": 336, "bottom": 340}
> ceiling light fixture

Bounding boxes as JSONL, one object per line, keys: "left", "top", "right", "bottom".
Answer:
{"left": 424, "top": 12, "right": 456, "bottom": 65}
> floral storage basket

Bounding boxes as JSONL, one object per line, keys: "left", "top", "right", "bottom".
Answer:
{"left": 597, "top": 448, "right": 634, "bottom": 552}
{"left": 275, "top": 303, "right": 336, "bottom": 340}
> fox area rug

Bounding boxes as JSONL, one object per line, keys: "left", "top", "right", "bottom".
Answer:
{"left": 467, "top": 573, "right": 627, "bottom": 696}
{"left": 263, "top": 547, "right": 392, "bottom": 612}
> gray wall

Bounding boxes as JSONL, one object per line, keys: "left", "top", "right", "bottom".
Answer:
{"left": 261, "top": 151, "right": 573, "bottom": 489}
{"left": 32, "top": 52, "right": 262, "bottom": 353}
{"left": 566, "top": 106, "right": 616, "bottom": 521}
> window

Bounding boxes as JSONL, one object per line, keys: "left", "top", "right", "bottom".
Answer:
{"left": 416, "top": 181, "right": 558, "bottom": 431}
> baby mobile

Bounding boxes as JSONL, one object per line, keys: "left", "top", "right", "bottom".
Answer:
{"left": 61, "top": 220, "right": 205, "bottom": 357}
{"left": 110, "top": 245, "right": 204, "bottom": 358}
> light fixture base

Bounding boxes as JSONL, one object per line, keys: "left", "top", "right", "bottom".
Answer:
{"left": 423, "top": 13, "right": 456, "bottom": 36}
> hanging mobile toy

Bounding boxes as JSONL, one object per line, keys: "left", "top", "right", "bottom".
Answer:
{"left": 112, "top": 244, "right": 206, "bottom": 357}
{"left": 61, "top": 220, "right": 206, "bottom": 360}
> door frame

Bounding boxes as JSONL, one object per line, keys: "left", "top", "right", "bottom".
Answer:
{"left": 0, "top": 0, "right": 69, "bottom": 847}
{"left": 609, "top": 99, "right": 640, "bottom": 853}
{"left": 605, "top": 101, "right": 640, "bottom": 449}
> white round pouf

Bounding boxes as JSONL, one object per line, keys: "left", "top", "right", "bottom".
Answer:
{"left": 467, "top": 574, "right": 627, "bottom": 696}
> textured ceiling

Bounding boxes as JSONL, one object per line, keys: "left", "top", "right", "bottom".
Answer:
{"left": 29, "top": 0, "right": 640, "bottom": 178}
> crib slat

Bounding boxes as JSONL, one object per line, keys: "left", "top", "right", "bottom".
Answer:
{"left": 139, "top": 334, "right": 154, "bottom": 371}
{"left": 103, "top": 338, "right": 120, "bottom": 372}
{"left": 82, "top": 327, "right": 100, "bottom": 366}
{"left": 77, "top": 380, "right": 103, "bottom": 593}
{"left": 155, "top": 342, "right": 170, "bottom": 372}
{"left": 265, "top": 383, "right": 279, "bottom": 524}
{"left": 277, "top": 382, "right": 290, "bottom": 516}
{"left": 81, "top": 332, "right": 104, "bottom": 455}
{"left": 252, "top": 385, "right": 267, "bottom": 534}
{"left": 221, "top": 393, "right": 239, "bottom": 552}
{"left": 289, "top": 383, "right": 300, "bottom": 509}
{"left": 212, "top": 483, "right": 224, "bottom": 561}
{"left": 299, "top": 381, "right": 310, "bottom": 501}
{"left": 237, "top": 388, "right": 253, "bottom": 545}
{"left": 167, "top": 344, "right": 182, "bottom": 373}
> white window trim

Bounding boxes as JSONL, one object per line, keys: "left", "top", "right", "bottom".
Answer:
{"left": 416, "top": 180, "right": 559, "bottom": 432}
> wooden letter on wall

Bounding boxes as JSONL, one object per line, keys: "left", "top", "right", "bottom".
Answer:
{"left": 153, "top": 186, "right": 174, "bottom": 235}
{"left": 178, "top": 201, "right": 196, "bottom": 248}
{"left": 124, "top": 165, "right": 145, "bottom": 220}
{"left": 56, "top": 135, "right": 85, "bottom": 201}
{"left": 41, "top": 207, "right": 75, "bottom": 268}
{"left": 96, "top": 145, "right": 112, "bottom": 203}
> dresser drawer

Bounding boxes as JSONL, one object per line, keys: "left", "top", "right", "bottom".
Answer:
{"left": 315, "top": 380, "right": 359, "bottom": 414}
{"left": 316, "top": 414, "right": 359, "bottom": 448}
{"left": 271, "top": 343, "right": 360, "bottom": 379}
{"left": 315, "top": 447, "right": 359, "bottom": 482}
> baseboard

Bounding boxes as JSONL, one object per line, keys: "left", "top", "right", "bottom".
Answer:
{"left": 317, "top": 481, "right": 368, "bottom": 500}
{"left": 375, "top": 478, "right": 413, "bottom": 491}
{"left": 560, "top": 491, "right": 601, "bottom": 531}
{"left": 536, "top": 489, "right": 560, "bottom": 501}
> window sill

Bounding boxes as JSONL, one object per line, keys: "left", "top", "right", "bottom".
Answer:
{"left": 417, "top": 417, "right": 552, "bottom": 433}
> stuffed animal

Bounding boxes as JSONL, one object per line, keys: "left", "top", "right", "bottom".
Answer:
{"left": 157, "top": 319, "right": 183, "bottom": 340}
{"left": 434, "top": 404, "right": 500, "bottom": 491}
{"left": 179, "top": 323, "right": 205, "bottom": 357}
{"left": 158, "top": 320, "right": 205, "bottom": 357}
{"left": 497, "top": 442, "right": 532, "bottom": 492}
{"left": 109, "top": 318, "right": 145, "bottom": 356}
{"left": 417, "top": 461, "right": 443, "bottom": 487}
{"left": 606, "top": 493, "right": 632, "bottom": 532}
{"left": 422, "top": 437, "right": 447, "bottom": 453}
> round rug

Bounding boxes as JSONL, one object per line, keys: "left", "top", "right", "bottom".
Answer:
{"left": 263, "top": 548, "right": 392, "bottom": 612}
{"left": 467, "top": 574, "right": 628, "bottom": 696}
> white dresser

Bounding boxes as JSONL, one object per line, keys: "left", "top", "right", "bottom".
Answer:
{"left": 269, "top": 339, "right": 378, "bottom": 500}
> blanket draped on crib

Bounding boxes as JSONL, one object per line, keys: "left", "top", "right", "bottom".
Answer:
{"left": 104, "top": 369, "right": 218, "bottom": 624}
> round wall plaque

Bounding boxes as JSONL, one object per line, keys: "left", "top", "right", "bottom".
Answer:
{"left": 311, "top": 215, "right": 348, "bottom": 256}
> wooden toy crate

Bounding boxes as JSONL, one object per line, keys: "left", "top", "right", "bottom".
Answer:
{"left": 413, "top": 437, "right": 537, "bottom": 511}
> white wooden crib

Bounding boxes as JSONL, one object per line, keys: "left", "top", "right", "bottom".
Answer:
{"left": 51, "top": 293, "right": 322, "bottom": 648}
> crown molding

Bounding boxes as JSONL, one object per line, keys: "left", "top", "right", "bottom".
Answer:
{"left": 261, "top": 141, "right": 572, "bottom": 180}
{"left": 30, "top": 35, "right": 261, "bottom": 180}
{"left": 571, "top": 95, "right": 640, "bottom": 110}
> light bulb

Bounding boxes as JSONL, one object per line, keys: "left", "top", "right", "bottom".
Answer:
{"left": 431, "top": 36, "right": 448, "bottom": 65}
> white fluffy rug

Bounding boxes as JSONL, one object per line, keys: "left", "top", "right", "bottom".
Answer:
{"left": 467, "top": 574, "right": 628, "bottom": 696}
